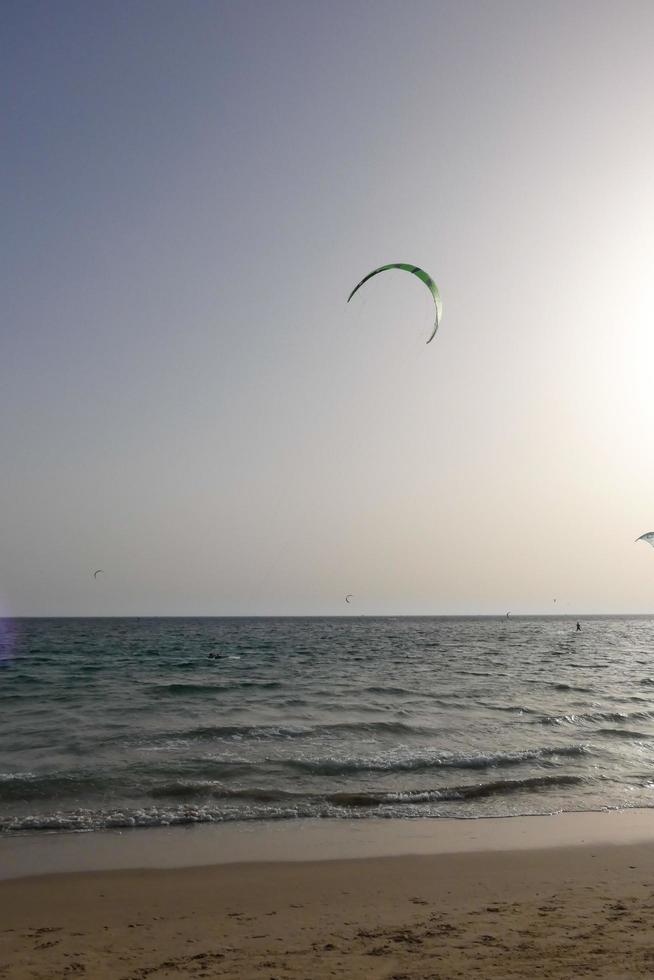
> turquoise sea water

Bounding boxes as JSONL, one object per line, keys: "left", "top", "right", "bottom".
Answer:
{"left": 2, "top": 616, "right": 654, "bottom": 834}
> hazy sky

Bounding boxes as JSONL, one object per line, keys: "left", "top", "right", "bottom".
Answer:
{"left": 3, "top": 0, "right": 654, "bottom": 616}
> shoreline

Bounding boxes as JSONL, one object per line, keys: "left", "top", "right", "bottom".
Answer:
{"left": 3, "top": 807, "right": 654, "bottom": 881}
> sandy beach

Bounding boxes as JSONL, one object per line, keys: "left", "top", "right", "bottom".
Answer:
{"left": 3, "top": 812, "right": 654, "bottom": 978}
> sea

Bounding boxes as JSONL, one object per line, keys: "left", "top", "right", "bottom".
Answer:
{"left": 2, "top": 616, "right": 654, "bottom": 836}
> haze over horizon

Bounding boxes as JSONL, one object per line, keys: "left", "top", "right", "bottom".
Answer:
{"left": 4, "top": 0, "right": 654, "bottom": 617}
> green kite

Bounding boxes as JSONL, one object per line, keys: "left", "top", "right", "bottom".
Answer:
{"left": 347, "top": 263, "right": 442, "bottom": 343}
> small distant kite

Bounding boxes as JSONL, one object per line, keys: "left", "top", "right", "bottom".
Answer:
{"left": 636, "top": 532, "right": 654, "bottom": 548}
{"left": 347, "top": 263, "right": 442, "bottom": 343}
{"left": 93, "top": 569, "right": 104, "bottom": 579}
{"left": 345, "top": 594, "right": 353, "bottom": 604}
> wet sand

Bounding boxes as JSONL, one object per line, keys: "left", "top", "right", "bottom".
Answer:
{"left": 3, "top": 812, "right": 654, "bottom": 977}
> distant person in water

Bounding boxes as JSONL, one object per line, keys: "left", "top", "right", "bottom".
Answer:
{"left": 576, "top": 621, "right": 582, "bottom": 631}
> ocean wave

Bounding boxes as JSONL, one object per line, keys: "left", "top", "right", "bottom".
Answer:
{"left": 367, "top": 685, "right": 422, "bottom": 697}
{"left": 317, "top": 720, "right": 434, "bottom": 736}
{"left": 147, "top": 772, "right": 585, "bottom": 807}
{"left": 479, "top": 702, "right": 541, "bottom": 715}
{"left": 0, "top": 761, "right": 254, "bottom": 801}
{"left": 0, "top": 770, "right": 112, "bottom": 802}
{"left": 540, "top": 709, "right": 654, "bottom": 726}
{"left": 285, "top": 744, "right": 588, "bottom": 776}
{"left": 0, "top": 674, "right": 41, "bottom": 686}
{"left": 148, "top": 680, "right": 283, "bottom": 696}
{"left": 148, "top": 782, "right": 297, "bottom": 802}
{"left": 140, "top": 719, "right": 443, "bottom": 746}
{"left": 595, "top": 728, "right": 653, "bottom": 740}
{"left": 0, "top": 805, "right": 329, "bottom": 833}
{"left": 0, "top": 774, "right": 586, "bottom": 834}
{"left": 328, "top": 774, "right": 583, "bottom": 807}
{"left": 0, "top": 743, "right": 589, "bottom": 805}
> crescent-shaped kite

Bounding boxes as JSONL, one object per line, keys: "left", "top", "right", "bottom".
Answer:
{"left": 345, "top": 594, "right": 353, "bottom": 603}
{"left": 636, "top": 532, "right": 654, "bottom": 548}
{"left": 347, "top": 263, "right": 442, "bottom": 343}
{"left": 93, "top": 569, "right": 104, "bottom": 579}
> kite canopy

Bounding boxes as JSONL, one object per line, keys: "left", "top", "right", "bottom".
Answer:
{"left": 347, "top": 263, "right": 442, "bottom": 343}
{"left": 93, "top": 569, "right": 104, "bottom": 579}
{"left": 345, "top": 594, "right": 353, "bottom": 603}
{"left": 636, "top": 532, "right": 654, "bottom": 548}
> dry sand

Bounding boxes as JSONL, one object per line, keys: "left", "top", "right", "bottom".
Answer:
{"left": 3, "top": 815, "right": 654, "bottom": 978}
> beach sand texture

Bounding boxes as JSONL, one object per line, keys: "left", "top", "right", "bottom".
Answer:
{"left": 3, "top": 841, "right": 654, "bottom": 978}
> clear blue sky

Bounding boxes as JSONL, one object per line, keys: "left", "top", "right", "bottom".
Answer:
{"left": 3, "top": 0, "right": 654, "bottom": 615}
